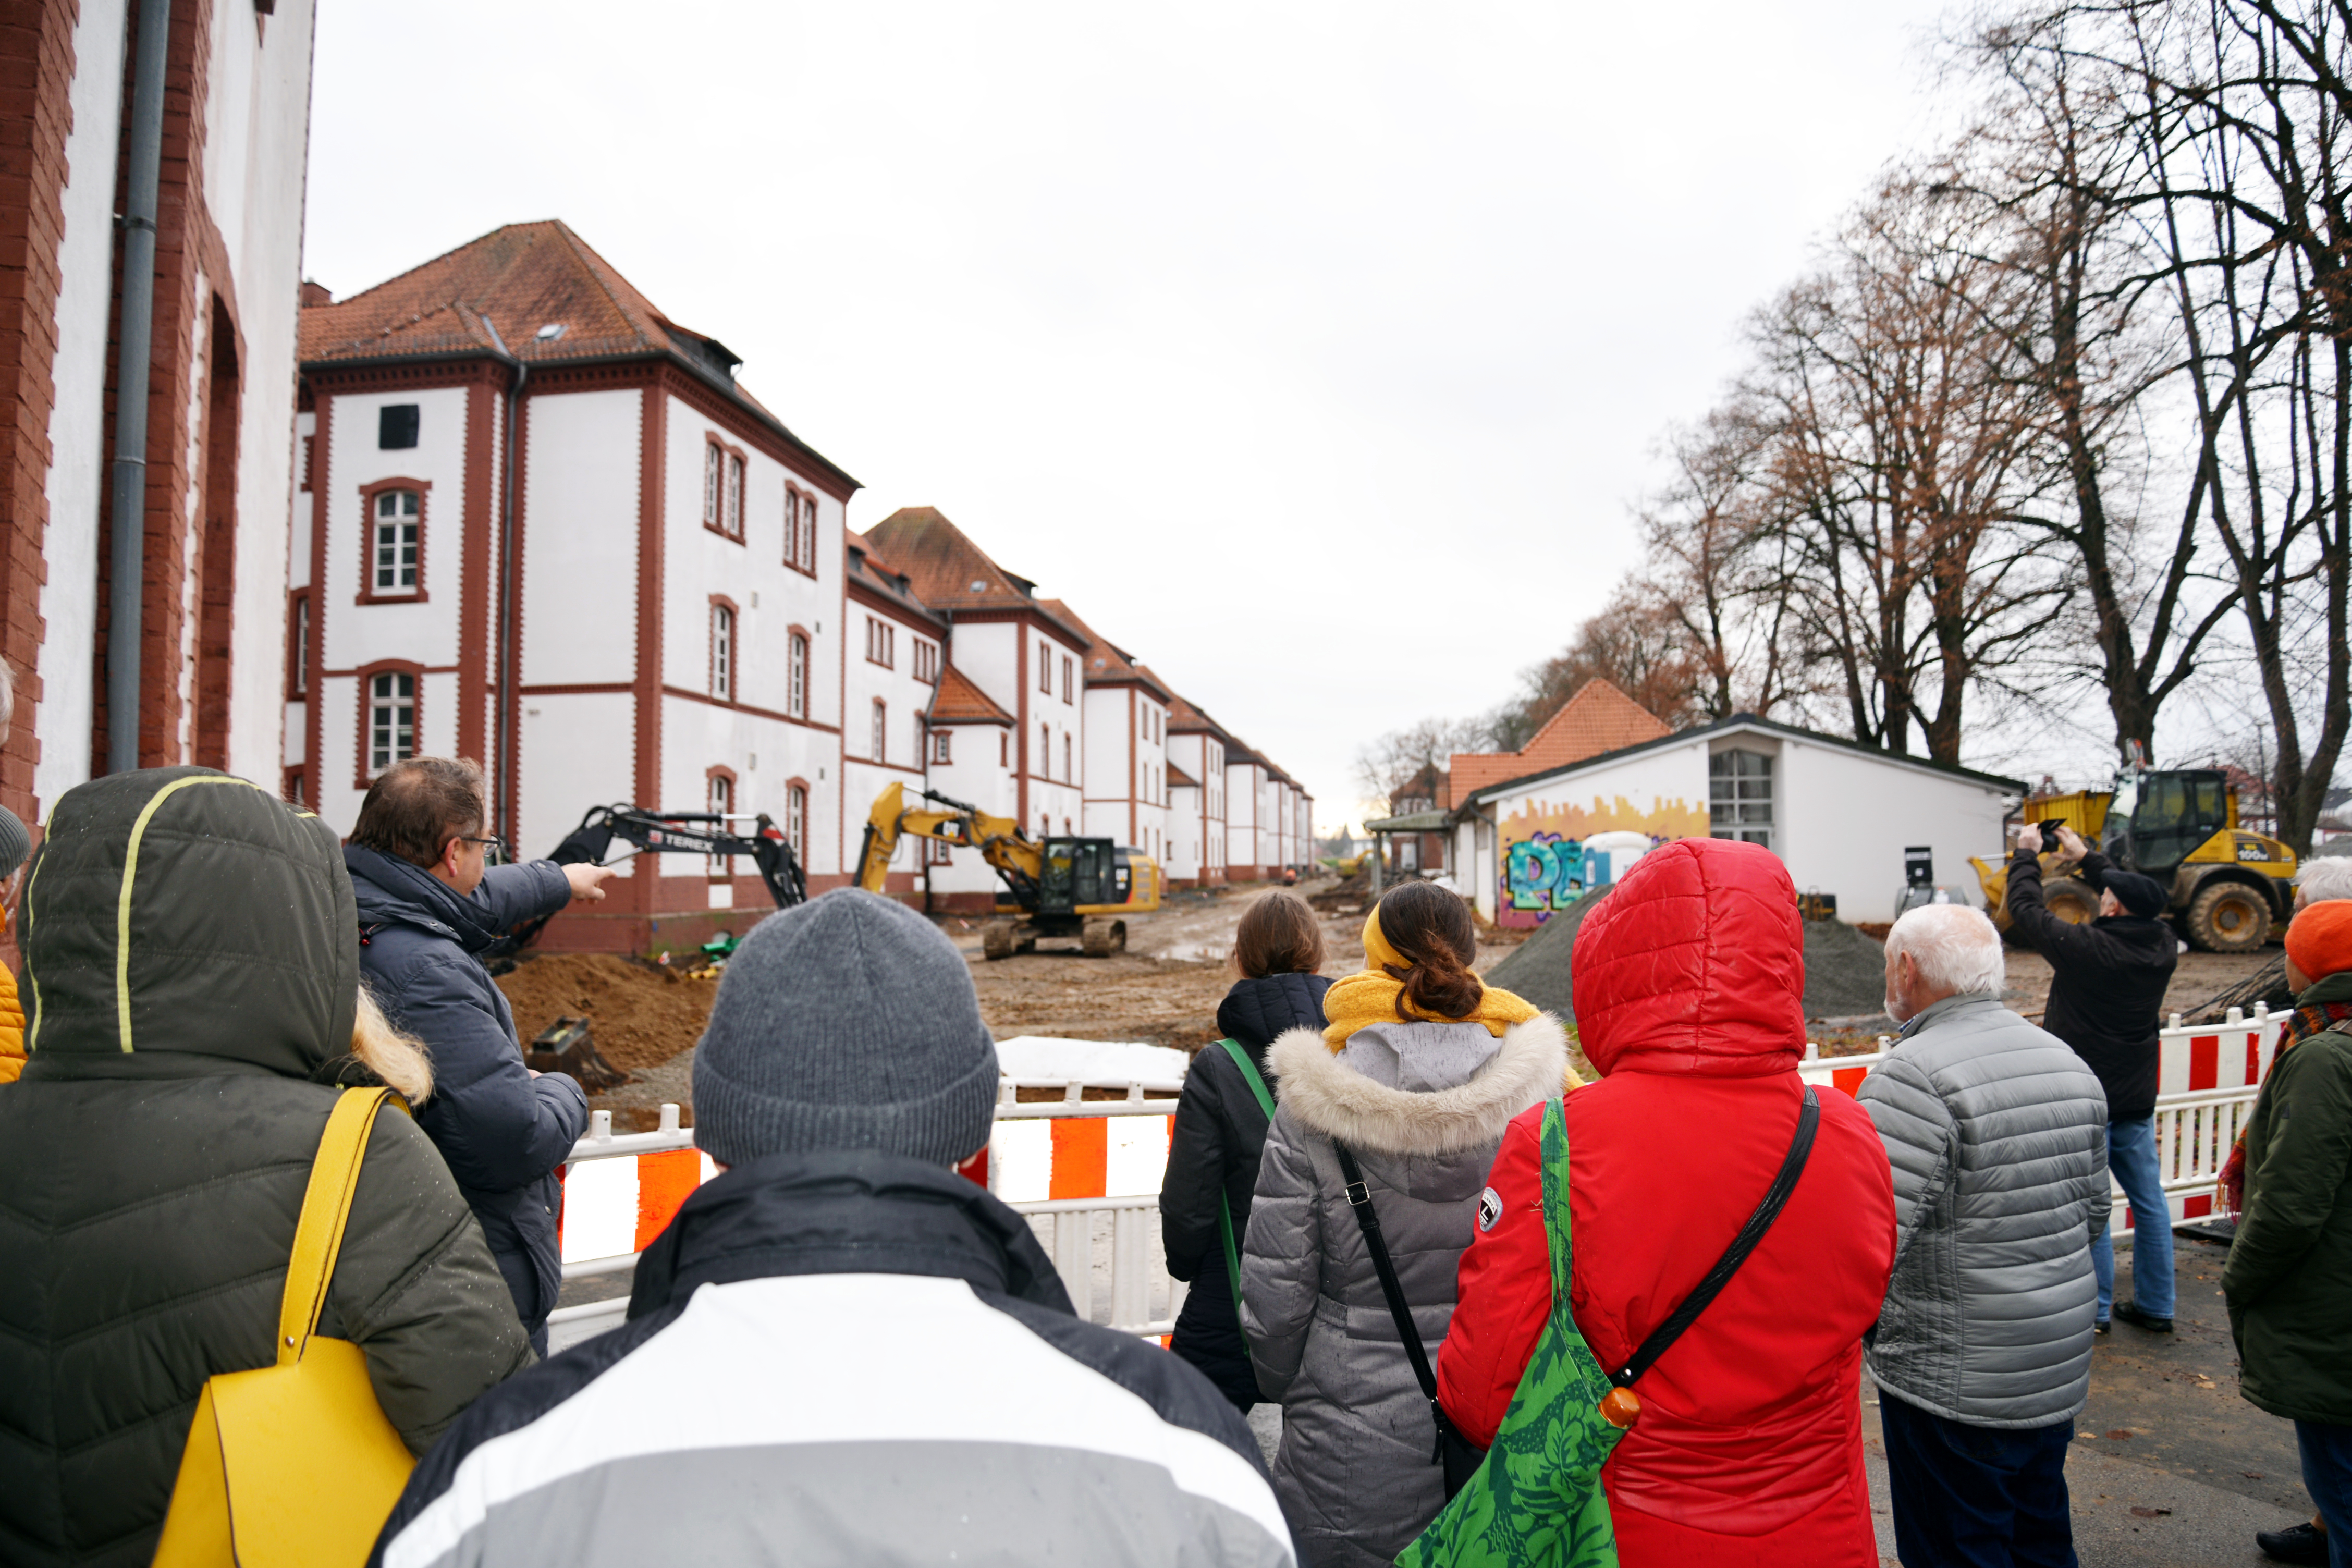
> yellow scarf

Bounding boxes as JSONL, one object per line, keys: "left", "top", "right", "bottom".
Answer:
{"left": 1322, "top": 906, "right": 1538, "bottom": 1050}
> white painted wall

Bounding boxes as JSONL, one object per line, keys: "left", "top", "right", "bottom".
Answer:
{"left": 521, "top": 389, "right": 640, "bottom": 687}
{"left": 923, "top": 719, "right": 1016, "bottom": 899}
{"left": 519, "top": 691, "right": 635, "bottom": 863}
{"left": 322, "top": 386, "right": 470, "bottom": 673}
{"left": 210, "top": 0, "right": 315, "bottom": 787}
{"left": 32, "top": 0, "right": 127, "bottom": 815}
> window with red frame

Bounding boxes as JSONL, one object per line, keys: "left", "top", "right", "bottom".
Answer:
{"left": 368, "top": 672, "right": 415, "bottom": 776}
{"left": 371, "top": 491, "right": 421, "bottom": 595}
{"left": 703, "top": 444, "right": 722, "bottom": 530}
{"left": 288, "top": 593, "right": 310, "bottom": 695}
{"left": 1038, "top": 643, "right": 1050, "bottom": 692}
{"left": 872, "top": 700, "right": 888, "bottom": 764}
{"left": 913, "top": 639, "right": 938, "bottom": 684}
{"left": 786, "top": 783, "right": 807, "bottom": 858}
{"left": 724, "top": 453, "right": 745, "bottom": 539}
{"left": 788, "top": 632, "right": 808, "bottom": 718}
{"left": 1061, "top": 656, "right": 1073, "bottom": 703}
{"left": 932, "top": 729, "right": 952, "bottom": 765}
{"left": 865, "top": 617, "right": 895, "bottom": 668}
{"left": 708, "top": 772, "right": 736, "bottom": 874}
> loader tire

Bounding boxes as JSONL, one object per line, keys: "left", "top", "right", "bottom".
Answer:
{"left": 982, "top": 920, "right": 1018, "bottom": 961}
{"left": 2041, "top": 878, "right": 2101, "bottom": 927}
{"left": 1081, "top": 917, "right": 1126, "bottom": 958}
{"left": 2187, "top": 881, "right": 2272, "bottom": 954}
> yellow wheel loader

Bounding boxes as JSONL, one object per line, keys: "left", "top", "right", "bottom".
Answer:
{"left": 856, "top": 781, "right": 1162, "bottom": 959}
{"left": 1971, "top": 766, "right": 2297, "bottom": 953}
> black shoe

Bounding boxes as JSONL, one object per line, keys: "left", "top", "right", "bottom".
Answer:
{"left": 2095, "top": 1318, "right": 2111, "bottom": 1335}
{"left": 2256, "top": 1520, "right": 2329, "bottom": 1565}
{"left": 2114, "top": 1300, "right": 2174, "bottom": 1333}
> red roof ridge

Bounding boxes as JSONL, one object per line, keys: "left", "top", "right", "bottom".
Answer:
{"left": 1449, "top": 679, "right": 1671, "bottom": 796}
{"left": 928, "top": 662, "right": 1015, "bottom": 725}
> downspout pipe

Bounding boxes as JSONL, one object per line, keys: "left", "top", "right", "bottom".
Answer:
{"left": 482, "top": 320, "right": 525, "bottom": 847}
{"left": 105, "top": 0, "right": 172, "bottom": 774}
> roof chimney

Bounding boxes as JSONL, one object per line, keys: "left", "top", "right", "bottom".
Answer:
{"left": 300, "top": 280, "right": 333, "bottom": 308}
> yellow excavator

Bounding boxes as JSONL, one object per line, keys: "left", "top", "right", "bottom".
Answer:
{"left": 855, "top": 781, "right": 1162, "bottom": 959}
{"left": 1972, "top": 760, "right": 2297, "bottom": 953}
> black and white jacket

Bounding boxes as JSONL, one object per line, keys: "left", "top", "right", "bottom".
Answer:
{"left": 371, "top": 1150, "right": 1294, "bottom": 1568}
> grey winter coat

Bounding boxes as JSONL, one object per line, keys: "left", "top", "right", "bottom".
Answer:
{"left": 1240, "top": 1013, "right": 1566, "bottom": 1568}
{"left": 1857, "top": 991, "right": 2112, "bottom": 1428}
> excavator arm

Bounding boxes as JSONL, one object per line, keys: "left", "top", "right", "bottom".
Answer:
{"left": 857, "top": 780, "right": 1040, "bottom": 901}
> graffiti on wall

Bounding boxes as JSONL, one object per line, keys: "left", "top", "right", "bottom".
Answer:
{"left": 1498, "top": 793, "right": 1709, "bottom": 926}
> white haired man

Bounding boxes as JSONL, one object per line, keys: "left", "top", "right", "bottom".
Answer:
{"left": 2299, "top": 858, "right": 2352, "bottom": 910}
{"left": 1857, "top": 903, "right": 2112, "bottom": 1568}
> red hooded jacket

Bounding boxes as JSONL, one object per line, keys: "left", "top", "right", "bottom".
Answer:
{"left": 1436, "top": 838, "right": 1895, "bottom": 1567}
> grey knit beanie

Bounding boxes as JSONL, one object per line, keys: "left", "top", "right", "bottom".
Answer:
{"left": 692, "top": 889, "right": 998, "bottom": 1168}
{"left": 0, "top": 805, "right": 28, "bottom": 880}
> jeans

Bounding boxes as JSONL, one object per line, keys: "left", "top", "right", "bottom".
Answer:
{"left": 2298, "top": 1422, "right": 2352, "bottom": 1568}
{"left": 2090, "top": 1113, "right": 2175, "bottom": 1320}
{"left": 1881, "top": 1393, "right": 2077, "bottom": 1567}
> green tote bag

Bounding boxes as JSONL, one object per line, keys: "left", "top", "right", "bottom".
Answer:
{"left": 1394, "top": 1095, "right": 1622, "bottom": 1568}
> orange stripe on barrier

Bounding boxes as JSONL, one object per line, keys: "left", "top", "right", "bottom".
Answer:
{"left": 1050, "top": 1118, "right": 1108, "bottom": 1200}
{"left": 634, "top": 1149, "right": 702, "bottom": 1252}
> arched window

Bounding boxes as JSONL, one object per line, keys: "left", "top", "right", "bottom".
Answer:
{"left": 872, "top": 699, "right": 888, "bottom": 764}
{"left": 786, "top": 783, "right": 807, "bottom": 858}
{"left": 788, "top": 632, "right": 807, "bottom": 718}
{"left": 710, "top": 602, "right": 736, "bottom": 700}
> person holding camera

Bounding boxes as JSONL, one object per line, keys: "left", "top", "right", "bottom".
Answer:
{"left": 2007, "top": 820, "right": 2178, "bottom": 1332}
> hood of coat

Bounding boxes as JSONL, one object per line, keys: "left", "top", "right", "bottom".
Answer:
{"left": 627, "top": 1148, "right": 1073, "bottom": 1318}
{"left": 1266, "top": 1012, "right": 1566, "bottom": 1157}
{"left": 1572, "top": 836, "right": 1806, "bottom": 1080}
{"left": 346, "top": 844, "right": 503, "bottom": 953}
{"left": 21, "top": 767, "right": 358, "bottom": 1075}
{"left": 1216, "top": 972, "right": 1331, "bottom": 1056}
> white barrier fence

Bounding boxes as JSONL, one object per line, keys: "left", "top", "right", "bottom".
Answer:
{"left": 552, "top": 1007, "right": 2286, "bottom": 1349}
{"left": 1799, "top": 1004, "right": 2281, "bottom": 1231}
{"left": 547, "top": 1081, "right": 1185, "bottom": 1350}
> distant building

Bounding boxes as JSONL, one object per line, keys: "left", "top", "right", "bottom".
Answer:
{"left": 290, "top": 222, "right": 861, "bottom": 948}
{"left": 284, "top": 229, "right": 1310, "bottom": 944}
{"left": 1165, "top": 694, "right": 1232, "bottom": 887}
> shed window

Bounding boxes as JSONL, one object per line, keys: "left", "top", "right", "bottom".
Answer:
{"left": 1709, "top": 750, "right": 1774, "bottom": 848}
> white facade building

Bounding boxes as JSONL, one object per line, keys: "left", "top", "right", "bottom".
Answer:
{"left": 1452, "top": 714, "right": 2024, "bottom": 925}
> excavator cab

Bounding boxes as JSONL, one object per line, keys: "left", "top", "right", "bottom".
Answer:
{"left": 1035, "top": 838, "right": 1127, "bottom": 916}
{"left": 2104, "top": 769, "right": 2233, "bottom": 876}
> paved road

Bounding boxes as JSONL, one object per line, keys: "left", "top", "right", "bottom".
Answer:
{"left": 1857, "top": 1233, "right": 2305, "bottom": 1566}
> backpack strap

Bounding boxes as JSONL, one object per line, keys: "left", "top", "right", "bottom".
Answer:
{"left": 1607, "top": 1086, "right": 1819, "bottom": 1391}
{"left": 278, "top": 1087, "right": 394, "bottom": 1365}
{"left": 1215, "top": 1039, "right": 1278, "bottom": 1334}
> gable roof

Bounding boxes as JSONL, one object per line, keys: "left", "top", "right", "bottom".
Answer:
{"left": 1455, "top": 710, "right": 2029, "bottom": 807}
{"left": 927, "top": 663, "right": 1014, "bottom": 726}
{"left": 1036, "top": 599, "right": 1173, "bottom": 702}
{"left": 862, "top": 508, "right": 1092, "bottom": 648}
{"left": 1449, "top": 679, "right": 1673, "bottom": 798}
{"left": 1167, "top": 692, "right": 1228, "bottom": 740}
{"left": 300, "top": 219, "right": 857, "bottom": 493}
{"left": 1167, "top": 761, "right": 1199, "bottom": 790}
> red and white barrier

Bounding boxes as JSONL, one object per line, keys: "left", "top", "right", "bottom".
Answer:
{"left": 1799, "top": 1006, "right": 2281, "bottom": 1231}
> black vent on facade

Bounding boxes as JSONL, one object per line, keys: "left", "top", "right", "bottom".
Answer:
{"left": 379, "top": 404, "right": 420, "bottom": 449}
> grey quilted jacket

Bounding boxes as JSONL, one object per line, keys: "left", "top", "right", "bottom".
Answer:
{"left": 1240, "top": 1013, "right": 1566, "bottom": 1568}
{"left": 1857, "top": 991, "right": 2111, "bottom": 1428}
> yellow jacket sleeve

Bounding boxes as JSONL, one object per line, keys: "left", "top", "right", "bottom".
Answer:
{"left": 0, "top": 964, "right": 26, "bottom": 1084}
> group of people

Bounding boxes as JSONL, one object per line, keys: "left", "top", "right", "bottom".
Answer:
{"left": 0, "top": 750, "right": 2347, "bottom": 1568}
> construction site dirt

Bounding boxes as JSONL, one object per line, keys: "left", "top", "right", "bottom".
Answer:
{"left": 496, "top": 884, "right": 2276, "bottom": 1130}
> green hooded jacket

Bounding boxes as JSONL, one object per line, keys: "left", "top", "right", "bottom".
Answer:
{"left": 0, "top": 769, "right": 532, "bottom": 1568}
{"left": 2224, "top": 969, "right": 2352, "bottom": 1425}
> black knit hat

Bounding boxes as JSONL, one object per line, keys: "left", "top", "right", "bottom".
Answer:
{"left": 2099, "top": 868, "right": 2167, "bottom": 919}
{"left": 691, "top": 889, "right": 999, "bottom": 1168}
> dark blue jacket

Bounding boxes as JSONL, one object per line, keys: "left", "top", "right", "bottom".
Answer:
{"left": 346, "top": 847, "right": 586, "bottom": 1330}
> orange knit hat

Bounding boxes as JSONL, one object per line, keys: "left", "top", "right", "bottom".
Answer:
{"left": 2287, "top": 899, "right": 2352, "bottom": 982}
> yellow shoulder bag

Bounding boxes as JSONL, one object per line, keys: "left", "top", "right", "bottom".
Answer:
{"left": 153, "top": 1086, "right": 419, "bottom": 1566}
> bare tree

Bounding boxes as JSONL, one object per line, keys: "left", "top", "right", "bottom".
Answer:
{"left": 1353, "top": 716, "right": 1490, "bottom": 817}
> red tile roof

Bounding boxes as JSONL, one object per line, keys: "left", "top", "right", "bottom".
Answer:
{"left": 927, "top": 663, "right": 1014, "bottom": 725}
{"left": 863, "top": 508, "right": 1037, "bottom": 615}
{"left": 844, "top": 528, "right": 943, "bottom": 628}
{"left": 1167, "top": 761, "right": 1200, "bottom": 789}
{"left": 300, "top": 220, "right": 855, "bottom": 491}
{"left": 1449, "top": 679, "right": 1672, "bottom": 798}
{"left": 1167, "top": 692, "right": 1228, "bottom": 739}
{"left": 1037, "top": 599, "right": 1172, "bottom": 701}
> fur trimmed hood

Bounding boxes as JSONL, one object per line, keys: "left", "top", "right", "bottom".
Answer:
{"left": 1265, "top": 1013, "right": 1569, "bottom": 1158}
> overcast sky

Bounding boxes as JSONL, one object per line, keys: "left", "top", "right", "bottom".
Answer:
{"left": 306, "top": 1, "right": 1963, "bottom": 830}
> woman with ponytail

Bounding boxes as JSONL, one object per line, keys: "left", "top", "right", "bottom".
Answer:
{"left": 1240, "top": 879, "right": 1567, "bottom": 1567}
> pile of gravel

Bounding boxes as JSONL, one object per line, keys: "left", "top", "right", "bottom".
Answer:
{"left": 1483, "top": 890, "right": 1610, "bottom": 1021}
{"left": 1801, "top": 918, "right": 1889, "bottom": 1020}
{"left": 1482, "top": 891, "right": 1888, "bottom": 1023}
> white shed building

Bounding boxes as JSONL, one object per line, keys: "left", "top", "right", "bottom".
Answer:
{"left": 1453, "top": 715, "right": 2025, "bottom": 926}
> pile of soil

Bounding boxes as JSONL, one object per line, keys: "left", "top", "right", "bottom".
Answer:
{"left": 495, "top": 952, "right": 715, "bottom": 1073}
{"left": 1479, "top": 893, "right": 1890, "bottom": 1023}
{"left": 1801, "top": 918, "right": 1889, "bottom": 1019}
